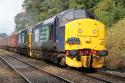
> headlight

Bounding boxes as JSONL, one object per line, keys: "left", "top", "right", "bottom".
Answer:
{"left": 86, "top": 38, "right": 91, "bottom": 43}
{"left": 78, "top": 29, "right": 82, "bottom": 33}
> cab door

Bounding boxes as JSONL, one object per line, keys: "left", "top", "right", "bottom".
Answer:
{"left": 56, "top": 26, "right": 65, "bottom": 51}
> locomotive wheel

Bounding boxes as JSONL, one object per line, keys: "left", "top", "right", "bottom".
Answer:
{"left": 59, "top": 57, "right": 66, "bottom": 67}
{"left": 37, "top": 50, "right": 42, "bottom": 59}
{"left": 41, "top": 50, "right": 44, "bottom": 60}
{"left": 52, "top": 53, "right": 59, "bottom": 64}
{"left": 59, "top": 54, "right": 66, "bottom": 67}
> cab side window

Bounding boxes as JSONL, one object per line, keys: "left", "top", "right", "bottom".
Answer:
{"left": 49, "top": 25, "right": 53, "bottom": 40}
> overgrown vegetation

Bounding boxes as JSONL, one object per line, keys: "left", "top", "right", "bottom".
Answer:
{"left": 105, "top": 19, "right": 125, "bottom": 69}
{"left": 95, "top": 0, "right": 125, "bottom": 26}
{"left": 15, "top": 0, "right": 125, "bottom": 69}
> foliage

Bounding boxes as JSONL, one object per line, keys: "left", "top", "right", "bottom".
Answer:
{"left": 105, "top": 19, "right": 125, "bottom": 69}
{"left": 24, "top": 0, "right": 68, "bottom": 25}
{"left": 15, "top": 12, "right": 29, "bottom": 31}
{"left": 69, "top": 0, "right": 100, "bottom": 11}
{"left": 95, "top": 0, "right": 125, "bottom": 26}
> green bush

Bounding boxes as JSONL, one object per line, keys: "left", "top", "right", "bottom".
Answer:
{"left": 95, "top": 0, "right": 125, "bottom": 26}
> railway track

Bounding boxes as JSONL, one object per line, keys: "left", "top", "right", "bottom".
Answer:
{"left": 98, "top": 71, "right": 125, "bottom": 82}
{"left": 0, "top": 54, "right": 71, "bottom": 83}
{"left": 1, "top": 51, "right": 106, "bottom": 83}
{"left": 86, "top": 71, "right": 125, "bottom": 83}
{"left": 1, "top": 50, "right": 125, "bottom": 83}
{"left": 65, "top": 68, "right": 125, "bottom": 83}
{"left": 0, "top": 55, "right": 28, "bottom": 83}
{"left": 4, "top": 54, "right": 100, "bottom": 83}
{"left": 67, "top": 67, "right": 125, "bottom": 83}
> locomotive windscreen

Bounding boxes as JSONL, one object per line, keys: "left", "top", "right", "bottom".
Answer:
{"left": 63, "top": 9, "right": 96, "bottom": 21}
{"left": 60, "top": 9, "right": 97, "bottom": 26}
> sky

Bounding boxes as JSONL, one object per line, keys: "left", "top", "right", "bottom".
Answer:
{"left": 0, "top": 0, "right": 24, "bottom": 35}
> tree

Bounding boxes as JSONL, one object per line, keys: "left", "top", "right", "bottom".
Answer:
{"left": 15, "top": 0, "right": 69, "bottom": 31}
{"left": 15, "top": 12, "right": 29, "bottom": 31}
{"left": 94, "top": 0, "right": 125, "bottom": 26}
{"left": 69, "top": 0, "right": 100, "bottom": 11}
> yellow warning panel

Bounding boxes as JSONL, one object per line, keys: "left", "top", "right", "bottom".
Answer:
{"left": 66, "top": 56, "right": 82, "bottom": 68}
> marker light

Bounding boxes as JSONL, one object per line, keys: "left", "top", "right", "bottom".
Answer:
{"left": 92, "top": 29, "right": 97, "bottom": 34}
{"left": 78, "top": 29, "right": 82, "bottom": 33}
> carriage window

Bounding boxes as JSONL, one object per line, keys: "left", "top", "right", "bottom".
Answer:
{"left": 34, "top": 28, "right": 40, "bottom": 43}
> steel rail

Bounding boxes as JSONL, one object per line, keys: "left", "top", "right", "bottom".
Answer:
{"left": 4, "top": 53, "right": 73, "bottom": 83}
{"left": 0, "top": 56, "right": 31, "bottom": 83}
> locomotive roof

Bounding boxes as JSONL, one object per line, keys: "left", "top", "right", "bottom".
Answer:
{"left": 35, "top": 21, "right": 43, "bottom": 26}
{"left": 43, "top": 16, "right": 56, "bottom": 25}
{"left": 42, "top": 8, "right": 96, "bottom": 26}
{"left": 17, "top": 28, "right": 28, "bottom": 34}
{"left": 17, "top": 8, "right": 96, "bottom": 34}
{"left": 17, "top": 25, "right": 35, "bottom": 34}
{"left": 43, "top": 9, "right": 75, "bottom": 25}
